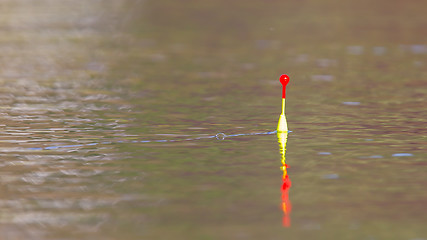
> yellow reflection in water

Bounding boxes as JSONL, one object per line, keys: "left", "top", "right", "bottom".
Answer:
{"left": 278, "top": 132, "right": 292, "bottom": 227}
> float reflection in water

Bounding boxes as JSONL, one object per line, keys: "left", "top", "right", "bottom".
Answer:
{"left": 278, "top": 131, "right": 292, "bottom": 227}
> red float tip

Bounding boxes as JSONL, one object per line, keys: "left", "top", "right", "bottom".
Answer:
{"left": 280, "top": 74, "right": 290, "bottom": 86}
{"left": 280, "top": 74, "right": 290, "bottom": 99}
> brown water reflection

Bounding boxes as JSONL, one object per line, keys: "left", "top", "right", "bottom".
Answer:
{"left": 0, "top": 0, "right": 426, "bottom": 239}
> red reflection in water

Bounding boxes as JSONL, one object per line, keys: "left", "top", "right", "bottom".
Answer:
{"left": 278, "top": 132, "right": 291, "bottom": 227}
{"left": 281, "top": 164, "right": 292, "bottom": 227}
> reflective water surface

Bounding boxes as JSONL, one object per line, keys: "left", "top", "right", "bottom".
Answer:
{"left": 0, "top": 0, "right": 426, "bottom": 239}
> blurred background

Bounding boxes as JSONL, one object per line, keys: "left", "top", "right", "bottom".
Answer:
{"left": 0, "top": 0, "right": 426, "bottom": 239}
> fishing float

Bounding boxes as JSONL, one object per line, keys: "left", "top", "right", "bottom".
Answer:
{"left": 277, "top": 74, "right": 290, "bottom": 132}
{"left": 277, "top": 74, "right": 291, "bottom": 226}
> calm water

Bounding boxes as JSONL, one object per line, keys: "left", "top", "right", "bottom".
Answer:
{"left": 0, "top": 0, "right": 426, "bottom": 239}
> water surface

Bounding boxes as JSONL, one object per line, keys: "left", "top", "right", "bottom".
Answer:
{"left": 0, "top": 0, "right": 426, "bottom": 239}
